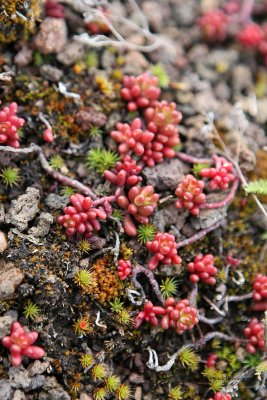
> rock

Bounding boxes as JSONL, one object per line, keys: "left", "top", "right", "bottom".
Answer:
{"left": 152, "top": 204, "right": 187, "bottom": 232}
{"left": 5, "top": 187, "right": 40, "bottom": 232}
{"left": 124, "top": 51, "right": 149, "bottom": 75}
{"left": 191, "top": 193, "right": 228, "bottom": 230}
{"left": 134, "top": 387, "right": 142, "bottom": 400}
{"left": 28, "top": 213, "right": 54, "bottom": 238}
{"left": 142, "top": 1, "right": 164, "bottom": 31}
{"left": 0, "top": 203, "right": 5, "bottom": 223}
{"left": 0, "top": 380, "right": 14, "bottom": 400}
{"left": 12, "top": 390, "right": 26, "bottom": 400}
{"left": 34, "top": 18, "right": 68, "bottom": 54}
{"left": 232, "top": 65, "right": 253, "bottom": 94}
{"left": 0, "top": 261, "right": 24, "bottom": 300}
{"left": 142, "top": 158, "right": 188, "bottom": 191}
{"left": 28, "top": 360, "right": 50, "bottom": 377}
{"left": 75, "top": 109, "right": 107, "bottom": 130}
{"left": 0, "top": 230, "right": 7, "bottom": 253}
{"left": 40, "top": 65, "right": 63, "bottom": 82}
{"left": 57, "top": 41, "right": 85, "bottom": 66}
{"left": 9, "top": 367, "right": 31, "bottom": 390}
{"left": 0, "top": 315, "right": 13, "bottom": 337}
{"left": 45, "top": 194, "right": 69, "bottom": 210}
{"left": 79, "top": 393, "right": 93, "bottom": 400}
{"left": 14, "top": 46, "right": 33, "bottom": 67}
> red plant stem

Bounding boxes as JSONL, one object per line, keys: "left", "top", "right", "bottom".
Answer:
{"left": 0, "top": 144, "right": 98, "bottom": 199}
{"left": 92, "top": 189, "right": 121, "bottom": 207}
{"left": 201, "top": 178, "right": 239, "bottom": 210}
{"left": 131, "top": 265, "right": 164, "bottom": 304}
{"left": 176, "top": 151, "right": 213, "bottom": 165}
{"left": 176, "top": 218, "right": 226, "bottom": 249}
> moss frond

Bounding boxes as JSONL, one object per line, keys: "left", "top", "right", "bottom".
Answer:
{"left": 168, "top": 385, "right": 183, "bottom": 400}
{"left": 151, "top": 63, "right": 170, "bottom": 88}
{"left": 90, "top": 126, "right": 102, "bottom": 136}
{"left": 244, "top": 179, "right": 267, "bottom": 195}
{"left": 73, "top": 269, "right": 96, "bottom": 289}
{"left": 23, "top": 300, "right": 40, "bottom": 320}
{"left": 116, "top": 384, "right": 131, "bottom": 400}
{"left": 77, "top": 239, "right": 91, "bottom": 254}
{"left": 60, "top": 186, "right": 75, "bottom": 197}
{"left": 117, "top": 309, "right": 133, "bottom": 326}
{"left": 112, "top": 209, "right": 123, "bottom": 221}
{"left": 85, "top": 51, "right": 99, "bottom": 69}
{"left": 243, "top": 353, "right": 262, "bottom": 368}
{"left": 109, "top": 298, "right": 124, "bottom": 313}
{"left": 105, "top": 375, "right": 121, "bottom": 393}
{"left": 95, "top": 76, "right": 114, "bottom": 96}
{"left": 85, "top": 148, "right": 119, "bottom": 175}
{"left": 179, "top": 348, "right": 199, "bottom": 371}
{"left": 160, "top": 277, "right": 178, "bottom": 299}
{"left": 91, "top": 363, "right": 108, "bottom": 381}
{"left": 49, "top": 155, "right": 65, "bottom": 170}
{"left": 73, "top": 316, "right": 92, "bottom": 335}
{"left": 0, "top": 167, "right": 20, "bottom": 187}
{"left": 137, "top": 224, "right": 156, "bottom": 244}
{"left": 202, "top": 367, "right": 226, "bottom": 392}
{"left": 80, "top": 353, "right": 94, "bottom": 369}
{"left": 93, "top": 387, "right": 108, "bottom": 400}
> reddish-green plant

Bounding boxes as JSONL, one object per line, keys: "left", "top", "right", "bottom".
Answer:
{"left": 134, "top": 301, "right": 166, "bottom": 329}
{"left": 57, "top": 193, "right": 110, "bottom": 238}
{"left": 175, "top": 174, "right": 206, "bottom": 215}
{"left": 208, "top": 393, "right": 231, "bottom": 400}
{"left": 0, "top": 102, "right": 25, "bottom": 148}
{"left": 243, "top": 318, "right": 264, "bottom": 353}
{"left": 161, "top": 298, "right": 198, "bottom": 334}
{"left": 200, "top": 156, "right": 235, "bottom": 190}
{"left": 187, "top": 254, "right": 217, "bottom": 285}
{"left": 146, "top": 232, "right": 182, "bottom": 270}
{"left": 121, "top": 73, "right": 161, "bottom": 111}
{"left": 104, "top": 155, "right": 142, "bottom": 187}
{"left": 117, "top": 185, "right": 159, "bottom": 236}
{"left": 117, "top": 259, "right": 132, "bottom": 280}
{"left": 110, "top": 118, "right": 154, "bottom": 157}
{"left": 198, "top": 10, "right": 228, "bottom": 42}
{"left": 2, "top": 321, "right": 45, "bottom": 367}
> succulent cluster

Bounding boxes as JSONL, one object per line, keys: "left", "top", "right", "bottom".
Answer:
{"left": 200, "top": 157, "right": 235, "bottom": 191}
{"left": 253, "top": 274, "right": 267, "bottom": 302}
{"left": 198, "top": 5, "right": 267, "bottom": 65}
{"left": 187, "top": 254, "right": 217, "bottom": 285}
{"left": 243, "top": 318, "right": 264, "bottom": 354}
{"left": 175, "top": 174, "right": 206, "bottom": 215}
{"left": 135, "top": 298, "right": 198, "bottom": 335}
{"left": 0, "top": 102, "right": 25, "bottom": 148}
{"left": 121, "top": 73, "right": 160, "bottom": 111}
{"left": 104, "top": 155, "right": 142, "bottom": 187}
{"left": 2, "top": 322, "right": 45, "bottom": 367}
{"left": 161, "top": 298, "right": 199, "bottom": 334}
{"left": 117, "top": 185, "right": 159, "bottom": 236}
{"left": 57, "top": 194, "right": 110, "bottom": 238}
{"left": 198, "top": 10, "right": 228, "bottom": 42}
{"left": 110, "top": 118, "right": 154, "bottom": 158}
{"left": 117, "top": 259, "right": 132, "bottom": 281}
{"left": 146, "top": 232, "right": 182, "bottom": 270}
{"left": 112, "top": 73, "right": 183, "bottom": 168}
{"left": 206, "top": 353, "right": 218, "bottom": 368}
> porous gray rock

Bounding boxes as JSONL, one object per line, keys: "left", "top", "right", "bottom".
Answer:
{"left": 0, "top": 230, "right": 7, "bottom": 253}
{"left": 191, "top": 193, "right": 228, "bottom": 230}
{"left": 40, "top": 65, "right": 63, "bottom": 82}
{"left": 34, "top": 18, "right": 67, "bottom": 55}
{"left": 28, "top": 213, "right": 54, "bottom": 238}
{"left": 57, "top": 41, "right": 85, "bottom": 66}
{"left": 0, "top": 315, "right": 13, "bottom": 338}
{"left": 152, "top": 204, "right": 187, "bottom": 232}
{"left": 5, "top": 187, "right": 40, "bottom": 232}
{"left": 12, "top": 389, "right": 26, "bottom": 400}
{"left": 142, "top": 158, "right": 188, "bottom": 191}
{"left": 45, "top": 194, "right": 69, "bottom": 210}
{"left": 0, "top": 380, "right": 14, "bottom": 400}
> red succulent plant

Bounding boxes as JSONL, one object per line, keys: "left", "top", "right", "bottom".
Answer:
{"left": 146, "top": 232, "right": 182, "bottom": 270}
{"left": 175, "top": 174, "right": 206, "bottom": 215}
